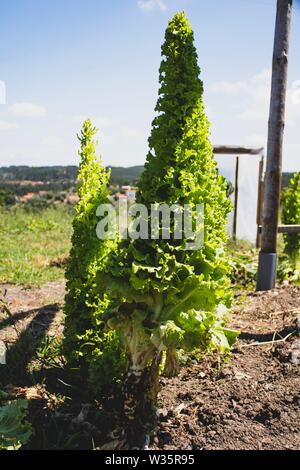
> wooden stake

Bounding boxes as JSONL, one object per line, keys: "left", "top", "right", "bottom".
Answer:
{"left": 257, "top": 0, "right": 293, "bottom": 290}
{"left": 233, "top": 156, "right": 239, "bottom": 241}
{"left": 261, "top": 0, "right": 293, "bottom": 253}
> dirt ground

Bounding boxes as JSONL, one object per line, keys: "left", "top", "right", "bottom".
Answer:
{"left": 154, "top": 286, "right": 300, "bottom": 450}
{"left": 0, "top": 282, "right": 65, "bottom": 344}
{"left": 0, "top": 282, "right": 300, "bottom": 450}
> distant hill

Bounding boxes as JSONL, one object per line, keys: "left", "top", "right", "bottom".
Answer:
{"left": 0, "top": 165, "right": 294, "bottom": 190}
{"left": 0, "top": 165, "right": 144, "bottom": 185}
{"left": 0, "top": 166, "right": 78, "bottom": 182}
{"left": 107, "top": 166, "right": 144, "bottom": 185}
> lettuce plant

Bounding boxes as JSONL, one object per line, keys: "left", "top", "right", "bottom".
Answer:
{"left": 63, "top": 120, "right": 126, "bottom": 391}
{"left": 282, "top": 172, "right": 300, "bottom": 265}
{"left": 0, "top": 395, "right": 32, "bottom": 450}
{"left": 99, "top": 12, "right": 235, "bottom": 445}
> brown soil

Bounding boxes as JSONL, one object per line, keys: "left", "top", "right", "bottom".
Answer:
{"left": 0, "top": 282, "right": 300, "bottom": 450}
{"left": 0, "top": 281, "right": 65, "bottom": 344}
{"left": 153, "top": 286, "right": 300, "bottom": 450}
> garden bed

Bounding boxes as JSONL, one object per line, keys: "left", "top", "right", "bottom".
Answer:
{"left": 154, "top": 286, "right": 300, "bottom": 450}
{"left": 0, "top": 282, "right": 299, "bottom": 450}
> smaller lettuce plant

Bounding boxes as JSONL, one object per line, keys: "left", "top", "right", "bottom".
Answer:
{"left": 64, "top": 119, "right": 126, "bottom": 392}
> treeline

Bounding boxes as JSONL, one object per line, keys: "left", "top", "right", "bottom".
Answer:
{"left": 0, "top": 165, "right": 294, "bottom": 188}
{"left": 0, "top": 165, "right": 144, "bottom": 185}
{"left": 0, "top": 180, "right": 73, "bottom": 197}
{"left": 0, "top": 165, "right": 78, "bottom": 182}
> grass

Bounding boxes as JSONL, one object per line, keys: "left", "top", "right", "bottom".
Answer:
{"left": 0, "top": 205, "right": 73, "bottom": 286}
{"left": 227, "top": 239, "right": 258, "bottom": 289}
{"left": 0, "top": 204, "right": 296, "bottom": 290}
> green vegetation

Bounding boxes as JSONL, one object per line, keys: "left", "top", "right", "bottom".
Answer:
{"left": 63, "top": 119, "right": 127, "bottom": 391}
{"left": 282, "top": 172, "right": 298, "bottom": 190}
{"left": 0, "top": 205, "right": 73, "bottom": 286}
{"left": 0, "top": 394, "right": 32, "bottom": 450}
{"left": 228, "top": 239, "right": 258, "bottom": 289}
{"left": 107, "top": 165, "right": 144, "bottom": 185}
{"left": 282, "top": 172, "right": 300, "bottom": 264}
{"left": 96, "top": 12, "right": 235, "bottom": 445}
{"left": 0, "top": 164, "right": 143, "bottom": 190}
{"left": 0, "top": 165, "right": 78, "bottom": 182}
{"left": 0, "top": 5, "right": 299, "bottom": 453}
{"left": 2, "top": 166, "right": 293, "bottom": 195}
{"left": 0, "top": 190, "right": 16, "bottom": 207}
{"left": 277, "top": 173, "right": 300, "bottom": 283}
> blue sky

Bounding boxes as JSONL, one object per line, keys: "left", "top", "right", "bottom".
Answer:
{"left": 0, "top": 0, "right": 300, "bottom": 171}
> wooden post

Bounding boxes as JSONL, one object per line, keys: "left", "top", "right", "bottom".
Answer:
{"left": 257, "top": 0, "right": 293, "bottom": 291}
{"left": 258, "top": 225, "right": 300, "bottom": 234}
{"left": 256, "top": 157, "right": 264, "bottom": 248}
{"left": 233, "top": 156, "right": 239, "bottom": 241}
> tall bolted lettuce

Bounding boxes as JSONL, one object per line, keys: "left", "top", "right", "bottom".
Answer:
{"left": 282, "top": 172, "right": 300, "bottom": 264}
{"left": 64, "top": 119, "right": 127, "bottom": 391}
{"left": 98, "top": 12, "right": 236, "bottom": 443}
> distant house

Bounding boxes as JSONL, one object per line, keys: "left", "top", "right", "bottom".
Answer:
{"left": 126, "top": 190, "right": 137, "bottom": 201}
{"left": 20, "top": 192, "right": 35, "bottom": 202}
{"left": 118, "top": 185, "right": 137, "bottom": 201}
{"left": 65, "top": 193, "right": 79, "bottom": 205}
{"left": 20, "top": 180, "right": 45, "bottom": 187}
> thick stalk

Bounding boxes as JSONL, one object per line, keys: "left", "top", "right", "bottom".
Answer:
{"left": 163, "top": 348, "right": 180, "bottom": 378}
{"left": 123, "top": 353, "right": 162, "bottom": 448}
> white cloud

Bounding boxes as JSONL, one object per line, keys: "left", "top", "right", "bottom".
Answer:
{"left": 72, "top": 114, "right": 115, "bottom": 128}
{"left": 286, "top": 88, "right": 300, "bottom": 126}
{"left": 71, "top": 114, "right": 87, "bottom": 124}
{"left": 0, "top": 80, "right": 6, "bottom": 104}
{"left": 95, "top": 116, "right": 115, "bottom": 128}
{"left": 137, "top": 0, "right": 167, "bottom": 12}
{"left": 291, "top": 80, "right": 300, "bottom": 105}
{"left": 42, "top": 136, "right": 60, "bottom": 146}
{"left": 209, "top": 69, "right": 300, "bottom": 127}
{"left": 210, "top": 80, "right": 249, "bottom": 95}
{"left": 207, "top": 67, "right": 300, "bottom": 176}
{"left": 71, "top": 115, "right": 143, "bottom": 142}
{"left": 210, "top": 69, "right": 271, "bottom": 96}
{"left": 8, "top": 102, "right": 47, "bottom": 118}
{"left": 120, "top": 125, "right": 144, "bottom": 140}
{"left": 0, "top": 120, "right": 19, "bottom": 130}
{"left": 243, "top": 133, "right": 266, "bottom": 148}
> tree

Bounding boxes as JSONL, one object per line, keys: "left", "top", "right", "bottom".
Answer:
{"left": 99, "top": 12, "right": 235, "bottom": 447}
{"left": 63, "top": 120, "right": 127, "bottom": 391}
{"left": 282, "top": 172, "right": 300, "bottom": 264}
{"left": 0, "top": 190, "right": 16, "bottom": 207}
